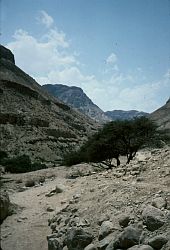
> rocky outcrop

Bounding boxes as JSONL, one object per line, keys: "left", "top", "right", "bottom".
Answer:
{"left": 0, "top": 45, "right": 15, "bottom": 64}
{"left": 150, "top": 99, "right": 170, "bottom": 133}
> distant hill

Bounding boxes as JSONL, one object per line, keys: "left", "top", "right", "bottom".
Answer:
{"left": 150, "top": 98, "right": 170, "bottom": 133}
{"left": 42, "top": 84, "right": 110, "bottom": 122}
{"left": 0, "top": 45, "right": 98, "bottom": 163}
{"left": 105, "top": 110, "right": 148, "bottom": 121}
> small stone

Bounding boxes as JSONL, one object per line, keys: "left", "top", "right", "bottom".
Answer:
{"left": 98, "top": 215, "right": 110, "bottom": 226}
{"left": 118, "top": 214, "right": 130, "bottom": 227}
{"left": 47, "top": 206, "right": 55, "bottom": 212}
{"left": 98, "top": 221, "right": 114, "bottom": 240}
{"left": 152, "top": 197, "right": 167, "bottom": 209}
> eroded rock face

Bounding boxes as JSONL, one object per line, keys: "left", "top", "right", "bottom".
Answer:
{"left": 0, "top": 190, "right": 10, "bottom": 223}
{"left": 0, "top": 45, "right": 15, "bottom": 64}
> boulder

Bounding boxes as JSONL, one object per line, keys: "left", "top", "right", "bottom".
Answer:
{"left": 148, "top": 235, "right": 168, "bottom": 249}
{"left": 0, "top": 190, "right": 10, "bottom": 223}
{"left": 99, "top": 221, "right": 114, "bottom": 240}
{"left": 142, "top": 205, "right": 165, "bottom": 231}
{"left": 115, "top": 225, "right": 142, "bottom": 249}
{"left": 47, "top": 234, "right": 63, "bottom": 250}
{"left": 66, "top": 227, "right": 93, "bottom": 250}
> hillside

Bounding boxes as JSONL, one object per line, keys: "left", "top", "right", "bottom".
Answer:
{"left": 0, "top": 45, "right": 98, "bottom": 163}
{"left": 105, "top": 110, "right": 148, "bottom": 121}
{"left": 42, "top": 84, "right": 110, "bottom": 123}
{"left": 150, "top": 99, "right": 170, "bottom": 133}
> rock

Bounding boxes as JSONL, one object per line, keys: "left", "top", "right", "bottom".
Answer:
{"left": 152, "top": 197, "right": 167, "bottom": 209}
{"left": 98, "top": 214, "right": 110, "bottom": 226}
{"left": 98, "top": 221, "right": 114, "bottom": 240}
{"left": 47, "top": 206, "right": 55, "bottom": 212}
{"left": 0, "top": 190, "right": 10, "bottom": 223}
{"left": 98, "top": 234, "right": 113, "bottom": 250}
{"left": 118, "top": 214, "right": 131, "bottom": 227}
{"left": 66, "top": 227, "right": 93, "bottom": 250}
{"left": 116, "top": 225, "right": 142, "bottom": 249}
{"left": 84, "top": 243, "right": 97, "bottom": 250}
{"left": 0, "top": 45, "right": 15, "bottom": 64}
{"left": 127, "top": 245, "right": 154, "bottom": 250}
{"left": 46, "top": 185, "right": 64, "bottom": 197}
{"left": 148, "top": 235, "right": 168, "bottom": 249}
{"left": 47, "top": 234, "right": 63, "bottom": 250}
{"left": 55, "top": 185, "right": 64, "bottom": 193}
{"left": 142, "top": 205, "right": 165, "bottom": 231}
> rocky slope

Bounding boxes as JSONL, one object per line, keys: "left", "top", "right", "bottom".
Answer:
{"left": 42, "top": 84, "right": 110, "bottom": 123}
{"left": 43, "top": 84, "right": 149, "bottom": 123}
{"left": 105, "top": 110, "right": 148, "bottom": 121}
{"left": 0, "top": 45, "right": 98, "bottom": 163}
{"left": 0, "top": 146, "right": 170, "bottom": 250}
{"left": 150, "top": 99, "right": 170, "bottom": 133}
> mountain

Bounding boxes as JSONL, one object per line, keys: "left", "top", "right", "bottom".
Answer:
{"left": 42, "top": 84, "right": 110, "bottom": 123}
{"left": 0, "top": 45, "right": 98, "bottom": 163}
{"left": 105, "top": 110, "right": 148, "bottom": 121}
{"left": 150, "top": 98, "right": 170, "bottom": 133}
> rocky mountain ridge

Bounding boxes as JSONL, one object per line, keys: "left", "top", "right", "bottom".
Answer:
{"left": 42, "top": 84, "right": 110, "bottom": 123}
{"left": 105, "top": 110, "right": 148, "bottom": 121}
{"left": 0, "top": 45, "right": 98, "bottom": 163}
{"left": 43, "top": 84, "right": 149, "bottom": 123}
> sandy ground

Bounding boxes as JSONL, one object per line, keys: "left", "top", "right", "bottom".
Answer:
{"left": 1, "top": 168, "right": 79, "bottom": 250}
{"left": 1, "top": 148, "right": 170, "bottom": 250}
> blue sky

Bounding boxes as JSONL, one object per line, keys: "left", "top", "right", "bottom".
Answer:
{"left": 1, "top": 0, "right": 170, "bottom": 112}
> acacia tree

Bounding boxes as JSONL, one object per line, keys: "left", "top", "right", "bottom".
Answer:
{"left": 63, "top": 117, "right": 167, "bottom": 167}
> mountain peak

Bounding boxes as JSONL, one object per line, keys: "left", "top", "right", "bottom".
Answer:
{"left": 43, "top": 83, "right": 110, "bottom": 122}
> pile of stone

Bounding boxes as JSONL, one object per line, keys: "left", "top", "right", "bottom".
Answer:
{"left": 47, "top": 195, "right": 170, "bottom": 250}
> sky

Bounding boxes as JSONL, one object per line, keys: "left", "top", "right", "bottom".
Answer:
{"left": 1, "top": 0, "right": 170, "bottom": 113}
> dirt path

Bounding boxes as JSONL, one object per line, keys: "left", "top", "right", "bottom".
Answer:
{"left": 1, "top": 175, "right": 76, "bottom": 250}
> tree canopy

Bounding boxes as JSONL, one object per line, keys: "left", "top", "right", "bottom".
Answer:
{"left": 63, "top": 117, "right": 168, "bottom": 168}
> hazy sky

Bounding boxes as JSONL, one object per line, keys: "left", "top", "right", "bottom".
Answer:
{"left": 1, "top": 0, "right": 170, "bottom": 112}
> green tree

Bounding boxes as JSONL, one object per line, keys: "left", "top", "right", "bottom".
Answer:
{"left": 63, "top": 117, "right": 168, "bottom": 167}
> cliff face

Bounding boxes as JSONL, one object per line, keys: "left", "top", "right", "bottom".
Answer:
{"left": 42, "top": 84, "right": 110, "bottom": 123}
{"left": 150, "top": 99, "right": 170, "bottom": 132}
{"left": 0, "top": 45, "right": 98, "bottom": 163}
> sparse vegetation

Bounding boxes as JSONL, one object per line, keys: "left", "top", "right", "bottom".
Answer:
{"left": 63, "top": 117, "right": 169, "bottom": 168}
{"left": 1, "top": 155, "right": 47, "bottom": 173}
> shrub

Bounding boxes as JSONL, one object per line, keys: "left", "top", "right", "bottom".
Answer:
{"left": 2, "top": 155, "right": 47, "bottom": 173}
{"left": 0, "top": 150, "right": 8, "bottom": 163}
